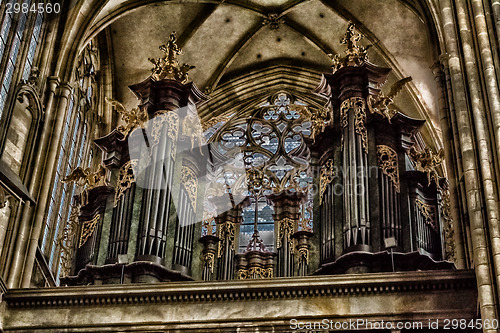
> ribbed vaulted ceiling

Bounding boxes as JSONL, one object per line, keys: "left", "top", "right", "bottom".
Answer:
{"left": 85, "top": 0, "right": 442, "bottom": 147}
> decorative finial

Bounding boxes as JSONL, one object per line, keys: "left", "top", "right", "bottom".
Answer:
{"left": 148, "top": 31, "right": 195, "bottom": 83}
{"left": 245, "top": 231, "right": 271, "bottom": 253}
{"left": 328, "top": 22, "right": 371, "bottom": 73}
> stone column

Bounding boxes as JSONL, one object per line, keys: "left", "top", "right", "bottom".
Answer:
{"left": 440, "top": 0, "right": 499, "bottom": 327}
{"left": 13, "top": 80, "right": 70, "bottom": 288}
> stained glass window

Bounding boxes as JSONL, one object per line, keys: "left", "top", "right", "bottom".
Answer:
{"left": 202, "top": 92, "right": 314, "bottom": 250}
{"left": 0, "top": 0, "right": 30, "bottom": 115}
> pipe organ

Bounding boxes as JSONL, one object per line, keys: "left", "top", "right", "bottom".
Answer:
{"left": 60, "top": 26, "right": 454, "bottom": 286}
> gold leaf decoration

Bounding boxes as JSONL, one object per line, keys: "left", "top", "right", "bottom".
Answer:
{"left": 377, "top": 145, "right": 400, "bottom": 192}
{"left": 416, "top": 200, "right": 438, "bottom": 232}
{"left": 181, "top": 166, "right": 198, "bottom": 210}
{"left": 276, "top": 217, "right": 294, "bottom": 250}
{"left": 79, "top": 214, "right": 101, "bottom": 248}
{"left": 319, "top": 158, "right": 335, "bottom": 205}
{"left": 114, "top": 159, "right": 137, "bottom": 206}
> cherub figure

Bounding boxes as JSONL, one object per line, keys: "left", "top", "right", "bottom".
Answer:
{"left": 367, "top": 77, "right": 412, "bottom": 122}
{"left": 63, "top": 164, "right": 108, "bottom": 190}
{"left": 409, "top": 147, "right": 444, "bottom": 187}
{"left": 105, "top": 97, "right": 148, "bottom": 136}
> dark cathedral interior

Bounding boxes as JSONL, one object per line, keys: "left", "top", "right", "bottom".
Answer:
{"left": 0, "top": 0, "right": 498, "bottom": 332}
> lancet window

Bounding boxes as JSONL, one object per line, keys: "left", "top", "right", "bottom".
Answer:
{"left": 41, "top": 42, "right": 97, "bottom": 278}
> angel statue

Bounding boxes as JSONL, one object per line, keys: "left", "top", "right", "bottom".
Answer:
{"left": 367, "top": 77, "right": 412, "bottom": 123}
{"left": 105, "top": 97, "right": 148, "bottom": 136}
{"left": 409, "top": 146, "right": 444, "bottom": 187}
{"left": 63, "top": 164, "right": 108, "bottom": 190}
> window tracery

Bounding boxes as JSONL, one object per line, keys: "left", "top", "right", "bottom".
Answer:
{"left": 202, "top": 92, "right": 315, "bottom": 252}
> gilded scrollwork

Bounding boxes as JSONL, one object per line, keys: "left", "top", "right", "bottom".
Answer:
{"left": 297, "top": 247, "right": 309, "bottom": 265}
{"left": 310, "top": 106, "right": 332, "bottom": 139}
{"left": 202, "top": 252, "right": 215, "bottom": 274}
{"left": 58, "top": 202, "right": 80, "bottom": 276}
{"left": 276, "top": 217, "right": 294, "bottom": 250}
{"left": 319, "top": 158, "right": 335, "bottom": 205}
{"left": 114, "top": 159, "right": 138, "bottom": 206}
{"left": 151, "top": 110, "right": 179, "bottom": 157}
{"left": 340, "top": 97, "right": 367, "bottom": 153}
{"left": 148, "top": 32, "right": 195, "bottom": 83}
{"left": 182, "top": 113, "right": 205, "bottom": 154}
{"left": 440, "top": 187, "right": 455, "bottom": 261}
{"left": 79, "top": 214, "right": 101, "bottom": 248}
{"left": 181, "top": 166, "right": 198, "bottom": 210}
{"left": 409, "top": 147, "right": 444, "bottom": 187}
{"left": 367, "top": 77, "right": 412, "bottom": 123}
{"left": 377, "top": 145, "right": 400, "bottom": 192}
{"left": 328, "top": 22, "right": 371, "bottom": 73}
{"left": 416, "top": 199, "right": 438, "bottom": 232}
{"left": 105, "top": 97, "right": 148, "bottom": 136}
{"left": 217, "top": 221, "right": 236, "bottom": 257}
{"left": 237, "top": 267, "right": 273, "bottom": 279}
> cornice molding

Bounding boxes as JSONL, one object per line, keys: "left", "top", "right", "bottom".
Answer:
{"left": 5, "top": 270, "right": 475, "bottom": 308}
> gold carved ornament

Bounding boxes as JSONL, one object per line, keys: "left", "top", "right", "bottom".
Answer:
{"left": 319, "top": 158, "right": 335, "bottom": 205}
{"left": 409, "top": 147, "right": 444, "bottom": 187}
{"left": 237, "top": 267, "right": 273, "bottom": 280}
{"left": 297, "top": 247, "right": 309, "bottom": 265}
{"left": 276, "top": 217, "right": 294, "bottom": 250}
{"left": 148, "top": 31, "right": 195, "bottom": 84}
{"left": 63, "top": 164, "right": 108, "bottom": 191}
{"left": 377, "top": 145, "right": 400, "bottom": 192}
{"left": 182, "top": 113, "right": 205, "bottom": 155}
{"left": 201, "top": 114, "right": 229, "bottom": 131}
{"left": 367, "top": 77, "right": 412, "bottom": 123}
{"left": 105, "top": 97, "right": 148, "bottom": 137}
{"left": 151, "top": 110, "right": 179, "bottom": 157}
{"left": 246, "top": 167, "right": 270, "bottom": 196}
{"left": 416, "top": 199, "right": 438, "bottom": 232}
{"left": 202, "top": 252, "right": 215, "bottom": 274}
{"left": 217, "top": 221, "right": 236, "bottom": 258}
{"left": 340, "top": 97, "right": 367, "bottom": 154}
{"left": 440, "top": 187, "right": 455, "bottom": 261}
{"left": 79, "top": 213, "right": 101, "bottom": 248}
{"left": 328, "top": 22, "right": 371, "bottom": 73}
{"left": 114, "top": 159, "right": 138, "bottom": 206}
{"left": 58, "top": 202, "right": 81, "bottom": 276}
{"left": 310, "top": 106, "right": 332, "bottom": 139}
{"left": 181, "top": 166, "right": 198, "bottom": 211}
